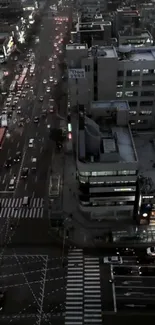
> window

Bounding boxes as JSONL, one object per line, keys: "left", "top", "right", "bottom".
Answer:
{"left": 79, "top": 172, "right": 91, "bottom": 176}
{"left": 126, "top": 70, "right": 132, "bottom": 76}
{"left": 141, "top": 91, "right": 154, "bottom": 97}
{"left": 85, "top": 65, "right": 90, "bottom": 72}
{"left": 118, "top": 170, "right": 136, "bottom": 176}
{"left": 142, "top": 80, "right": 155, "bottom": 86}
{"left": 138, "top": 119, "right": 148, "bottom": 124}
{"left": 143, "top": 69, "right": 149, "bottom": 74}
{"left": 126, "top": 81, "right": 139, "bottom": 87}
{"left": 91, "top": 171, "right": 117, "bottom": 176}
{"left": 129, "top": 101, "right": 137, "bottom": 107}
{"left": 125, "top": 91, "right": 138, "bottom": 97}
{"left": 129, "top": 110, "right": 136, "bottom": 115}
{"left": 131, "top": 69, "right": 140, "bottom": 76}
{"left": 117, "top": 81, "right": 123, "bottom": 88}
{"left": 116, "top": 91, "right": 123, "bottom": 98}
{"left": 140, "top": 101, "right": 153, "bottom": 106}
{"left": 125, "top": 91, "right": 133, "bottom": 97}
{"left": 117, "top": 70, "right": 124, "bottom": 77}
{"left": 140, "top": 110, "right": 152, "bottom": 115}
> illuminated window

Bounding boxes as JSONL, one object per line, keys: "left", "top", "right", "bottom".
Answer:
{"left": 116, "top": 91, "right": 122, "bottom": 98}
{"left": 143, "top": 69, "right": 149, "bottom": 74}
{"left": 129, "top": 111, "right": 136, "bottom": 115}
{"left": 125, "top": 91, "right": 133, "bottom": 97}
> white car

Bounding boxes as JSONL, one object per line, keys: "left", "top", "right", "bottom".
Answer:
{"left": 49, "top": 57, "right": 53, "bottom": 62}
{"left": 46, "top": 87, "right": 51, "bottom": 93}
{"left": 28, "top": 138, "right": 34, "bottom": 148}
{"left": 49, "top": 76, "right": 53, "bottom": 82}
{"left": 104, "top": 256, "right": 123, "bottom": 264}
{"left": 43, "top": 79, "right": 47, "bottom": 84}
{"left": 147, "top": 247, "right": 155, "bottom": 256}
{"left": 52, "top": 65, "right": 55, "bottom": 69}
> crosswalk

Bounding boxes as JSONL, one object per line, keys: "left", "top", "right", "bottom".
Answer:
{"left": 65, "top": 249, "right": 102, "bottom": 325}
{"left": 0, "top": 198, "right": 44, "bottom": 208}
{"left": 0, "top": 198, "right": 44, "bottom": 219}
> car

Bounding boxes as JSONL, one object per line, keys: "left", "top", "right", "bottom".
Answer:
{"left": 49, "top": 57, "right": 53, "bottom": 61}
{"left": 18, "top": 121, "right": 24, "bottom": 127}
{"left": 39, "top": 96, "right": 43, "bottom": 102}
{"left": 46, "top": 87, "right": 51, "bottom": 92}
{"left": 0, "top": 292, "right": 5, "bottom": 311}
{"left": 21, "top": 168, "right": 29, "bottom": 179}
{"left": 147, "top": 247, "right": 155, "bottom": 256}
{"left": 9, "top": 178, "right": 16, "bottom": 190}
{"left": 49, "top": 76, "right": 53, "bottom": 82}
{"left": 104, "top": 256, "right": 123, "bottom": 264}
{"left": 31, "top": 157, "right": 37, "bottom": 172}
{"left": 41, "top": 109, "right": 47, "bottom": 117}
{"left": 52, "top": 65, "right": 55, "bottom": 69}
{"left": 34, "top": 116, "right": 39, "bottom": 123}
{"left": 54, "top": 79, "right": 58, "bottom": 85}
{"left": 2, "top": 109, "right": 7, "bottom": 114}
{"left": 14, "top": 151, "right": 21, "bottom": 162}
{"left": 13, "top": 97, "right": 18, "bottom": 104}
{"left": 53, "top": 54, "right": 57, "bottom": 59}
{"left": 43, "top": 79, "right": 47, "bottom": 84}
{"left": 5, "top": 157, "right": 13, "bottom": 168}
{"left": 21, "top": 92, "right": 26, "bottom": 98}
{"left": 17, "top": 107, "right": 21, "bottom": 114}
{"left": 29, "top": 138, "right": 34, "bottom": 148}
{"left": 7, "top": 111, "right": 12, "bottom": 118}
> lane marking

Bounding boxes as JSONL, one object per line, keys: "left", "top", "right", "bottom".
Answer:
{"left": 111, "top": 264, "right": 117, "bottom": 313}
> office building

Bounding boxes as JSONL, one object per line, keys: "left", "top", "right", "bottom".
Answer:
{"left": 118, "top": 29, "right": 153, "bottom": 47}
{"left": 71, "top": 16, "right": 112, "bottom": 47}
{"left": 0, "top": 0, "right": 23, "bottom": 18}
{"left": 76, "top": 100, "right": 155, "bottom": 226}
{"left": 113, "top": 7, "right": 141, "bottom": 37}
{"left": 77, "top": 100, "right": 139, "bottom": 222}
{"left": 66, "top": 44, "right": 155, "bottom": 129}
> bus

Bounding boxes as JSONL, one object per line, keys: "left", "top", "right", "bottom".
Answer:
{"left": 49, "top": 175, "right": 60, "bottom": 197}
{"left": 9, "top": 80, "right": 16, "bottom": 92}
{"left": 30, "top": 64, "right": 35, "bottom": 76}
{"left": 17, "top": 75, "right": 26, "bottom": 88}
{"left": 1, "top": 115, "right": 7, "bottom": 127}
{"left": 22, "top": 67, "right": 28, "bottom": 76}
{"left": 0, "top": 127, "right": 6, "bottom": 149}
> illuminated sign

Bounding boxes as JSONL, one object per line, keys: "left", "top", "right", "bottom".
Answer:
{"left": 68, "top": 68, "right": 85, "bottom": 79}
{"left": 5, "top": 37, "right": 14, "bottom": 55}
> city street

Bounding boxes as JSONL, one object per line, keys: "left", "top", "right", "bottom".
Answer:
{"left": 0, "top": 4, "right": 68, "bottom": 198}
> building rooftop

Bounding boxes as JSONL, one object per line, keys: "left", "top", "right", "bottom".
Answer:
{"left": 88, "top": 46, "right": 117, "bottom": 58}
{"left": 66, "top": 43, "right": 88, "bottom": 50}
{"left": 116, "top": 46, "right": 155, "bottom": 61}
{"left": 91, "top": 100, "right": 129, "bottom": 111}
{"left": 118, "top": 29, "right": 152, "bottom": 38}
{"left": 78, "top": 101, "right": 137, "bottom": 164}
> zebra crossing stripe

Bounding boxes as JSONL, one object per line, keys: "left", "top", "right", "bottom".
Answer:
{"left": 0, "top": 198, "right": 44, "bottom": 219}
{"left": 0, "top": 198, "right": 44, "bottom": 208}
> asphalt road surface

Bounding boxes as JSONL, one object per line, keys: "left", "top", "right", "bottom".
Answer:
{"left": 0, "top": 5, "right": 68, "bottom": 199}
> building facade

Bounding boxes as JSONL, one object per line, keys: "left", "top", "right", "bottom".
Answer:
{"left": 77, "top": 100, "right": 139, "bottom": 222}
{"left": 66, "top": 44, "right": 155, "bottom": 129}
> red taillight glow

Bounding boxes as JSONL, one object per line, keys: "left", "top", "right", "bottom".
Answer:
{"left": 68, "top": 133, "right": 72, "bottom": 140}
